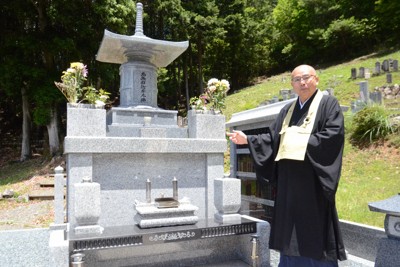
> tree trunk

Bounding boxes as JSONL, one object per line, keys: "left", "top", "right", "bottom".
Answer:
{"left": 183, "top": 53, "right": 189, "bottom": 111}
{"left": 34, "top": 0, "right": 61, "bottom": 157}
{"left": 197, "top": 35, "right": 204, "bottom": 95}
{"left": 46, "top": 105, "right": 60, "bottom": 157}
{"left": 20, "top": 86, "right": 31, "bottom": 161}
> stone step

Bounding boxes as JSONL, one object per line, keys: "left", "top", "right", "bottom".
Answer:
{"left": 28, "top": 189, "right": 55, "bottom": 200}
{"left": 28, "top": 189, "right": 66, "bottom": 201}
{"left": 38, "top": 176, "right": 67, "bottom": 188}
{"left": 39, "top": 178, "right": 55, "bottom": 188}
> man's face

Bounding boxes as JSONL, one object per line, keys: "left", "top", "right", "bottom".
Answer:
{"left": 291, "top": 66, "right": 319, "bottom": 102}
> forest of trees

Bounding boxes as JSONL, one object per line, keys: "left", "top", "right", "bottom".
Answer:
{"left": 0, "top": 0, "right": 399, "bottom": 160}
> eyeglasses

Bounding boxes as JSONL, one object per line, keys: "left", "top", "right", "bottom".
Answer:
{"left": 291, "top": 74, "right": 315, "bottom": 83}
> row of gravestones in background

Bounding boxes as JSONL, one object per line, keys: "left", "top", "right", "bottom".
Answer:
{"left": 261, "top": 59, "right": 400, "bottom": 107}
{"left": 351, "top": 59, "right": 398, "bottom": 79}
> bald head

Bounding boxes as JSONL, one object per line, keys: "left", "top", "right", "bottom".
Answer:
{"left": 291, "top": 65, "right": 317, "bottom": 76}
{"left": 291, "top": 65, "right": 319, "bottom": 103}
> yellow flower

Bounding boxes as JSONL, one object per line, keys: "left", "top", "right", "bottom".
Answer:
{"left": 70, "top": 62, "right": 85, "bottom": 69}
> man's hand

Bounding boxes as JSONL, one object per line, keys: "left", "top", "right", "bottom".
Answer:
{"left": 226, "top": 130, "right": 248, "bottom": 145}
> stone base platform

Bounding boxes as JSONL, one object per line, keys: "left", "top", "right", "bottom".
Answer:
{"left": 67, "top": 216, "right": 269, "bottom": 267}
{"left": 106, "top": 106, "right": 187, "bottom": 138}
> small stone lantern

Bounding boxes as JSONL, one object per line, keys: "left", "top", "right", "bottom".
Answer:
{"left": 368, "top": 193, "right": 400, "bottom": 267}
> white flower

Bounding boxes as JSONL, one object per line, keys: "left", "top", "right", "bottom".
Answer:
{"left": 95, "top": 100, "right": 105, "bottom": 106}
{"left": 208, "top": 85, "right": 217, "bottom": 93}
{"left": 207, "top": 78, "right": 219, "bottom": 87}
{"left": 220, "top": 79, "right": 230, "bottom": 90}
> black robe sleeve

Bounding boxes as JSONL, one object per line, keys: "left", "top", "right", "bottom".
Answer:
{"left": 307, "top": 96, "right": 345, "bottom": 202}
{"left": 247, "top": 125, "right": 276, "bottom": 184}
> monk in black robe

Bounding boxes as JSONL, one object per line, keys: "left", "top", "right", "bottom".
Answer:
{"left": 227, "top": 65, "right": 347, "bottom": 266}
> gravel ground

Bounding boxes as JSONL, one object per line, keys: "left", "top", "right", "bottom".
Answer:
{"left": 0, "top": 200, "right": 54, "bottom": 231}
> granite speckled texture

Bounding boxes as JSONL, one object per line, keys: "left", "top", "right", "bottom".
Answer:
{"left": 188, "top": 110, "right": 226, "bottom": 139}
{"left": 0, "top": 228, "right": 51, "bottom": 267}
{"left": 67, "top": 104, "right": 106, "bottom": 137}
{"left": 74, "top": 179, "right": 101, "bottom": 226}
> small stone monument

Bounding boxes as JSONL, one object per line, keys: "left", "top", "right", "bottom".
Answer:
{"left": 351, "top": 68, "right": 357, "bottom": 79}
{"left": 358, "top": 67, "right": 365, "bottom": 78}
{"left": 386, "top": 73, "right": 392, "bottom": 84}
{"left": 374, "top": 62, "right": 381, "bottom": 75}
{"left": 359, "top": 81, "right": 369, "bottom": 103}
{"left": 393, "top": 60, "right": 398, "bottom": 71}
{"left": 382, "top": 59, "right": 390, "bottom": 72}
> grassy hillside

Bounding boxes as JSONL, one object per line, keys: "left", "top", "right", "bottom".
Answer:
{"left": 224, "top": 50, "right": 400, "bottom": 228}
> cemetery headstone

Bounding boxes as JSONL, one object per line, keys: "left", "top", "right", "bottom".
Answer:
{"left": 393, "top": 60, "right": 398, "bottom": 71}
{"left": 369, "top": 91, "right": 383, "bottom": 105}
{"left": 56, "top": 2, "right": 271, "bottom": 267}
{"left": 382, "top": 60, "right": 389, "bottom": 72}
{"left": 375, "top": 62, "right": 381, "bottom": 75}
{"left": 365, "top": 68, "right": 371, "bottom": 79}
{"left": 358, "top": 67, "right": 365, "bottom": 78}
{"left": 359, "top": 81, "right": 369, "bottom": 103}
{"left": 386, "top": 73, "right": 392, "bottom": 84}
{"left": 351, "top": 68, "right": 357, "bottom": 79}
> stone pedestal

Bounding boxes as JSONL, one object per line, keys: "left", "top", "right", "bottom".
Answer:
{"left": 74, "top": 177, "right": 103, "bottom": 235}
{"left": 214, "top": 178, "right": 242, "bottom": 223}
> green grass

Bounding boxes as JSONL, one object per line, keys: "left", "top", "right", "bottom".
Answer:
{"left": 0, "top": 157, "right": 43, "bottom": 208}
{"left": 223, "top": 50, "right": 400, "bottom": 228}
{"left": 224, "top": 50, "right": 400, "bottom": 121}
{"left": 338, "top": 140, "right": 400, "bottom": 226}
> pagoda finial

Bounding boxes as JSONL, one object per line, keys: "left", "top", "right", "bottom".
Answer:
{"left": 135, "top": 2, "right": 145, "bottom": 37}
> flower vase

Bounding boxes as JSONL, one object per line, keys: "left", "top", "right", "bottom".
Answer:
{"left": 67, "top": 103, "right": 106, "bottom": 137}
{"left": 187, "top": 109, "right": 225, "bottom": 139}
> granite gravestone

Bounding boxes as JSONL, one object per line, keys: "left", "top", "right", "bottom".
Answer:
{"left": 59, "top": 2, "right": 270, "bottom": 267}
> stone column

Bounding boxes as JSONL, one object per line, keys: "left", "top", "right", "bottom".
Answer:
{"left": 119, "top": 61, "right": 158, "bottom": 107}
{"left": 54, "top": 166, "right": 65, "bottom": 224}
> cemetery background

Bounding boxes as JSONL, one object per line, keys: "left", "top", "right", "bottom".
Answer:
{"left": 0, "top": 50, "right": 399, "bottom": 231}
{"left": 224, "top": 50, "right": 400, "bottom": 228}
